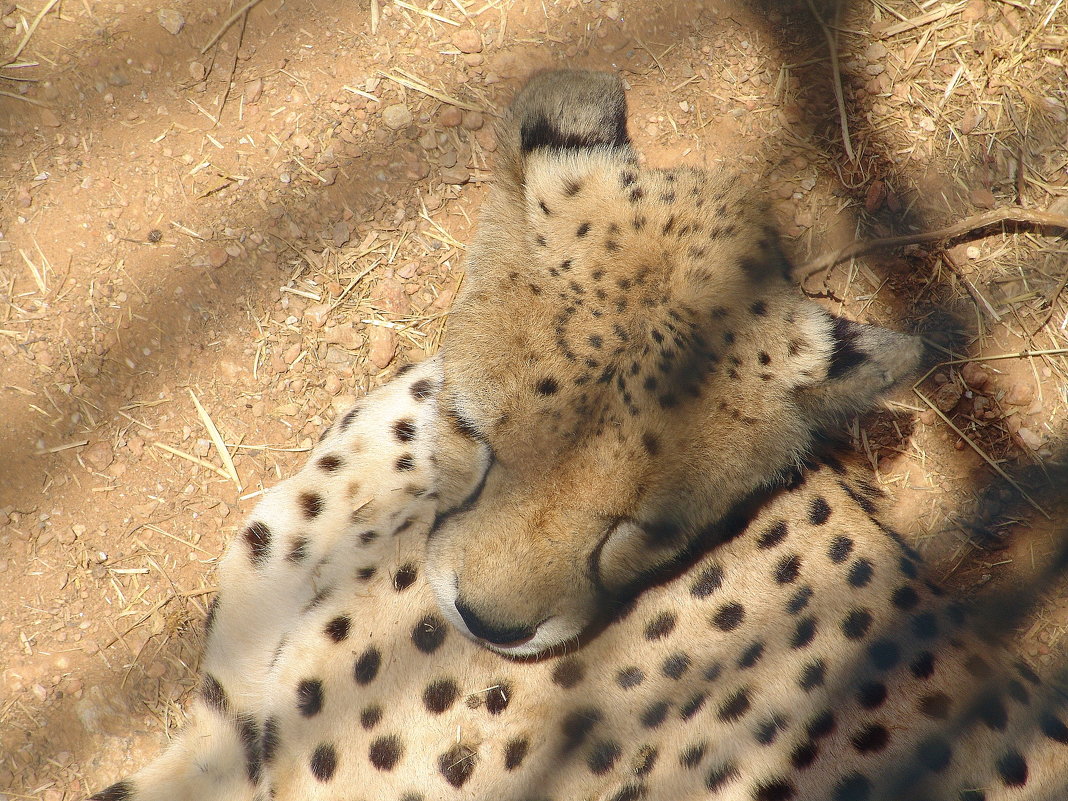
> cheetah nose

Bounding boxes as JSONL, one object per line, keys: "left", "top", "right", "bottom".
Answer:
{"left": 454, "top": 597, "right": 537, "bottom": 647}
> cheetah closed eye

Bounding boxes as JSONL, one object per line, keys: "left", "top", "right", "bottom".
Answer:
{"left": 88, "top": 70, "right": 1068, "bottom": 801}
{"left": 423, "top": 69, "right": 922, "bottom": 656}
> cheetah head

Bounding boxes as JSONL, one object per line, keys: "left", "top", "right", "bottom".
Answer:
{"left": 425, "top": 70, "right": 924, "bottom": 656}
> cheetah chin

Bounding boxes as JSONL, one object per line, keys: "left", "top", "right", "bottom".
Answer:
{"left": 87, "top": 70, "right": 1068, "bottom": 801}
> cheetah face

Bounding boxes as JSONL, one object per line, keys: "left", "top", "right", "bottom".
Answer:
{"left": 424, "top": 70, "right": 924, "bottom": 656}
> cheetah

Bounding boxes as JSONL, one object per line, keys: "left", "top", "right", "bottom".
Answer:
{"left": 88, "top": 71, "right": 1068, "bottom": 801}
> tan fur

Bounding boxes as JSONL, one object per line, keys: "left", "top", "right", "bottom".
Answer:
{"left": 88, "top": 72, "right": 1068, "bottom": 801}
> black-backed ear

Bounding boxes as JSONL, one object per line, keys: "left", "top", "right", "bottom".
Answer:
{"left": 496, "top": 69, "right": 633, "bottom": 195}
{"left": 795, "top": 310, "right": 924, "bottom": 424}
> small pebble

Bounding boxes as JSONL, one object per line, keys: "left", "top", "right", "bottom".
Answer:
{"left": 453, "top": 28, "right": 483, "bottom": 54}
{"left": 382, "top": 103, "right": 413, "bottom": 130}
{"left": 157, "top": 8, "right": 185, "bottom": 35}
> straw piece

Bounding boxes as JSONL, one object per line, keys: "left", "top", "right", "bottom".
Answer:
{"left": 189, "top": 389, "right": 242, "bottom": 488}
{"left": 152, "top": 442, "right": 232, "bottom": 480}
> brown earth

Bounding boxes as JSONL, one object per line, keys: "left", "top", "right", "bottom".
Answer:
{"left": 1, "top": 0, "right": 1066, "bottom": 798}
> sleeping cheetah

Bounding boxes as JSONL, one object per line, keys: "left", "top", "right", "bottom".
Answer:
{"left": 88, "top": 71, "right": 1068, "bottom": 801}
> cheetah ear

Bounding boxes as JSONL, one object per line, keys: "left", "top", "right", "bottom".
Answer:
{"left": 496, "top": 69, "right": 633, "bottom": 194}
{"left": 795, "top": 308, "right": 926, "bottom": 424}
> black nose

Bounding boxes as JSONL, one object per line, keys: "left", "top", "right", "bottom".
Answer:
{"left": 454, "top": 597, "right": 537, "bottom": 646}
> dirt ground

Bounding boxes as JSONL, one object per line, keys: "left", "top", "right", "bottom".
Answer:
{"left": 1, "top": 0, "right": 1066, "bottom": 797}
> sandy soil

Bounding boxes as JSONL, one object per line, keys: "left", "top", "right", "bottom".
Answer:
{"left": 1, "top": 0, "right": 1066, "bottom": 798}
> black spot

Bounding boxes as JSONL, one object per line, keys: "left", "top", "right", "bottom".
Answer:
{"left": 353, "top": 645, "right": 382, "bottom": 684}
{"left": 505, "top": 737, "right": 529, "bottom": 770}
{"left": 89, "top": 782, "right": 135, "bottom": 801}
{"left": 297, "top": 679, "right": 324, "bottom": 717}
{"left": 1040, "top": 712, "right": 1068, "bottom": 744}
{"left": 791, "top": 740, "right": 818, "bottom": 770}
{"left": 316, "top": 454, "right": 343, "bottom": 472}
{"left": 662, "top": 653, "right": 691, "bottom": 679}
{"left": 718, "top": 687, "right": 751, "bottom": 722}
{"left": 486, "top": 683, "right": 511, "bottom": 714}
{"left": 851, "top": 723, "right": 889, "bottom": 753}
{"left": 411, "top": 614, "right": 447, "bottom": 653}
{"left": 758, "top": 521, "right": 788, "bottom": 547}
{"left": 588, "top": 739, "right": 622, "bottom": 774}
{"left": 833, "top": 773, "right": 871, "bottom": 801}
{"left": 828, "top": 316, "right": 867, "bottom": 379}
{"left": 891, "top": 585, "right": 920, "bottom": 610}
{"left": 911, "top": 611, "right": 938, "bottom": 639}
{"left": 204, "top": 596, "right": 219, "bottom": 636}
{"left": 645, "top": 611, "right": 676, "bottom": 640}
{"left": 758, "top": 351, "right": 771, "bottom": 365}
{"left": 369, "top": 735, "right": 403, "bottom": 771}
{"left": 339, "top": 407, "right": 359, "bottom": 431}
{"left": 609, "top": 785, "right": 648, "bottom": 801}
{"left": 392, "top": 419, "right": 416, "bottom": 442}
{"left": 360, "top": 705, "right": 382, "bottom": 729}
{"left": 911, "top": 651, "right": 936, "bottom": 679}
{"left": 536, "top": 377, "right": 559, "bottom": 395}
{"left": 395, "top": 454, "right": 415, "bottom": 471}
{"left": 617, "top": 665, "right": 646, "bottom": 688}
{"left": 799, "top": 659, "right": 826, "bottom": 691}
{"left": 754, "top": 715, "right": 787, "bottom": 745}
{"left": 706, "top": 761, "right": 739, "bottom": 791}
{"left": 561, "top": 707, "right": 602, "bottom": 750}
{"left": 679, "top": 742, "right": 706, "bottom": 768}
{"left": 786, "top": 586, "right": 813, "bottom": 615}
{"left": 965, "top": 654, "right": 993, "bottom": 679}
{"left": 750, "top": 300, "right": 768, "bottom": 316}
{"left": 410, "top": 378, "right": 434, "bottom": 400}
{"left": 971, "top": 691, "right": 1008, "bottom": 731}
{"left": 737, "top": 641, "right": 765, "bottom": 669}
{"left": 807, "top": 710, "right": 836, "bottom": 740}
{"left": 775, "top": 554, "right": 802, "bottom": 584}
{"left": 842, "top": 608, "right": 873, "bottom": 639}
{"left": 869, "top": 639, "right": 900, "bottom": 670}
{"left": 641, "top": 700, "right": 670, "bottom": 728}
{"left": 633, "top": 744, "right": 658, "bottom": 776}
{"left": 299, "top": 491, "right": 324, "bottom": 519}
{"left": 791, "top": 616, "right": 817, "bottom": 649}
{"left": 577, "top": 222, "right": 591, "bottom": 237}
{"left": 917, "top": 736, "right": 953, "bottom": 772}
{"left": 357, "top": 566, "right": 376, "bottom": 580}
{"left": 393, "top": 563, "right": 417, "bottom": 590}
{"left": 691, "top": 563, "right": 724, "bottom": 597}
{"left": 262, "top": 716, "right": 280, "bottom": 763}
{"left": 552, "top": 658, "right": 585, "bottom": 688}
{"left": 243, "top": 521, "right": 272, "bottom": 566}
{"left": 680, "top": 691, "right": 707, "bottom": 720}
{"left": 997, "top": 750, "right": 1028, "bottom": 786}
{"left": 755, "top": 779, "right": 796, "bottom": 801}
{"left": 828, "top": 535, "right": 853, "bottom": 562}
{"left": 1007, "top": 679, "right": 1030, "bottom": 704}
{"left": 564, "top": 178, "right": 583, "bottom": 196}
{"left": 857, "top": 681, "right": 887, "bottom": 709}
{"left": 202, "top": 673, "right": 228, "bottom": 713}
{"left": 423, "top": 678, "right": 459, "bottom": 714}
{"left": 641, "top": 432, "right": 660, "bottom": 455}
{"left": 286, "top": 537, "right": 307, "bottom": 562}
{"left": 310, "top": 743, "right": 338, "bottom": 781}
{"left": 713, "top": 602, "right": 745, "bottom": 631}
{"left": 847, "top": 559, "right": 874, "bottom": 588}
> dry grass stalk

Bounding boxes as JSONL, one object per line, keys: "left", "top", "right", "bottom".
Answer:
{"left": 200, "top": 0, "right": 266, "bottom": 54}
{"left": 188, "top": 389, "right": 242, "bottom": 489}
{"left": 803, "top": 0, "right": 855, "bottom": 162}
{"left": 799, "top": 208, "right": 1068, "bottom": 282}
{"left": 379, "top": 69, "right": 482, "bottom": 111}
{"left": 151, "top": 442, "right": 231, "bottom": 480}
{"left": 3, "top": 0, "right": 60, "bottom": 66}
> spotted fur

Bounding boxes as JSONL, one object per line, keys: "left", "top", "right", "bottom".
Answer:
{"left": 88, "top": 71, "right": 1068, "bottom": 801}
